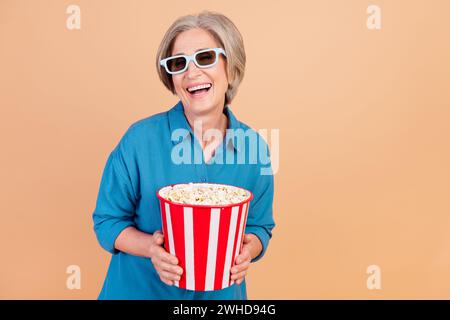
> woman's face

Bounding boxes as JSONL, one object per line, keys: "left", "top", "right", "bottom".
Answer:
{"left": 171, "top": 28, "right": 228, "bottom": 116}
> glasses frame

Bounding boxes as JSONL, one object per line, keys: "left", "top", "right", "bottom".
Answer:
{"left": 159, "top": 47, "right": 227, "bottom": 75}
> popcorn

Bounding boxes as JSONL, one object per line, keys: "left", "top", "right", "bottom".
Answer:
{"left": 158, "top": 183, "right": 250, "bottom": 206}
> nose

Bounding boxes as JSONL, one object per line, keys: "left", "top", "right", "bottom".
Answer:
{"left": 186, "top": 59, "right": 201, "bottom": 77}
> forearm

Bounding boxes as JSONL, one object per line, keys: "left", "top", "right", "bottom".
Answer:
{"left": 114, "top": 226, "right": 155, "bottom": 258}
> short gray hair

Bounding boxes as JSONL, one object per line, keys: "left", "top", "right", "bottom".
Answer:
{"left": 156, "top": 11, "right": 246, "bottom": 105}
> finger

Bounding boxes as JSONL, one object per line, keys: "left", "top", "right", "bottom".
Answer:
{"left": 153, "top": 231, "right": 165, "bottom": 244}
{"left": 160, "top": 277, "right": 174, "bottom": 286}
{"left": 160, "top": 270, "right": 181, "bottom": 282}
{"left": 231, "top": 261, "right": 250, "bottom": 274}
{"left": 152, "top": 244, "right": 178, "bottom": 264}
{"left": 235, "top": 252, "right": 251, "bottom": 265}
{"left": 237, "top": 254, "right": 250, "bottom": 265}
{"left": 159, "top": 252, "right": 179, "bottom": 265}
{"left": 152, "top": 238, "right": 164, "bottom": 249}
{"left": 158, "top": 261, "right": 183, "bottom": 275}
{"left": 153, "top": 230, "right": 163, "bottom": 237}
{"left": 230, "top": 270, "right": 247, "bottom": 281}
{"left": 154, "top": 265, "right": 175, "bottom": 285}
{"left": 151, "top": 249, "right": 179, "bottom": 269}
{"left": 150, "top": 243, "right": 166, "bottom": 259}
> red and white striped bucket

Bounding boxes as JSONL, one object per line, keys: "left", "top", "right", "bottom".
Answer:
{"left": 157, "top": 183, "right": 253, "bottom": 291}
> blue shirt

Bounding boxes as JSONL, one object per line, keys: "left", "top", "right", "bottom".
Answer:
{"left": 92, "top": 100, "right": 275, "bottom": 299}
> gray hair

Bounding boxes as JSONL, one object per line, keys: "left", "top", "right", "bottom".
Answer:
{"left": 156, "top": 11, "right": 246, "bottom": 105}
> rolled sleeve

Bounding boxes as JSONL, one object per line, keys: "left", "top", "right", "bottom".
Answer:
{"left": 245, "top": 165, "right": 276, "bottom": 263}
{"left": 92, "top": 134, "right": 137, "bottom": 254}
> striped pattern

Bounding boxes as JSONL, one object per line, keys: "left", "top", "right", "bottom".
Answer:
{"left": 159, "top": 200, "right": 250, "bottom": 291}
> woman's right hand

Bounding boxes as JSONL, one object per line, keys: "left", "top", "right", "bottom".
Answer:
{"left": 149, "top": 230, "right": 183, "bottom": 286}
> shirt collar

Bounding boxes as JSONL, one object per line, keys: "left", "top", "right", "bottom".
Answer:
{"left": 168, "top": 100, "right": 242, "bottom": 152}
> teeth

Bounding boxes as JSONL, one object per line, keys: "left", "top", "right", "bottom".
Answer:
{"left": 187, "top": 83, "right": 211, "bottom": 92}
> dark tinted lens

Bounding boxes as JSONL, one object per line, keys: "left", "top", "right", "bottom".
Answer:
{"left": 195, "top": 50, "right": 216, "bottom": 66}
{"left": 167, "top": 57, "right": 187, "bottom": 72}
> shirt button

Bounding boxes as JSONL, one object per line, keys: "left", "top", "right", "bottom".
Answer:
{"left": 201, "top": 178, "right": 206, "bottom": 182}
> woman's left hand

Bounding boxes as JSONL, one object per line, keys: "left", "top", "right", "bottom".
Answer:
{"left": 230, "top": 233, "right": 262, "bottom": 285}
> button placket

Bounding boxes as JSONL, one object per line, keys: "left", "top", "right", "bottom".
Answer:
{"left": 191, "top": 133, "right": 208, "bottom": 183}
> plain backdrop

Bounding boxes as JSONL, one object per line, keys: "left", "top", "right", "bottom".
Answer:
{"left": 0, "top": 0, "right": 449, "bottom": 299}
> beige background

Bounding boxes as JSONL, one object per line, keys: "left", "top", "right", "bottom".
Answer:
{"left": 1, "top": 0, "right": 449, "bottom": 299}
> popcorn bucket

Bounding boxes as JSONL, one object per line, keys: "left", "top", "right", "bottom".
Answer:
{"left": 156, "top": 183, "right": 253, "bottom": 291}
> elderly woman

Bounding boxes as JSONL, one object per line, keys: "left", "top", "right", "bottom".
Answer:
{"left": 92, "top": 11, "right": 275, "bottom": 299}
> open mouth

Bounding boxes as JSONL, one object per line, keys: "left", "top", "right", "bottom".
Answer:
{"left": 186, "top": 83, "right": 212, "bottom": 97}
